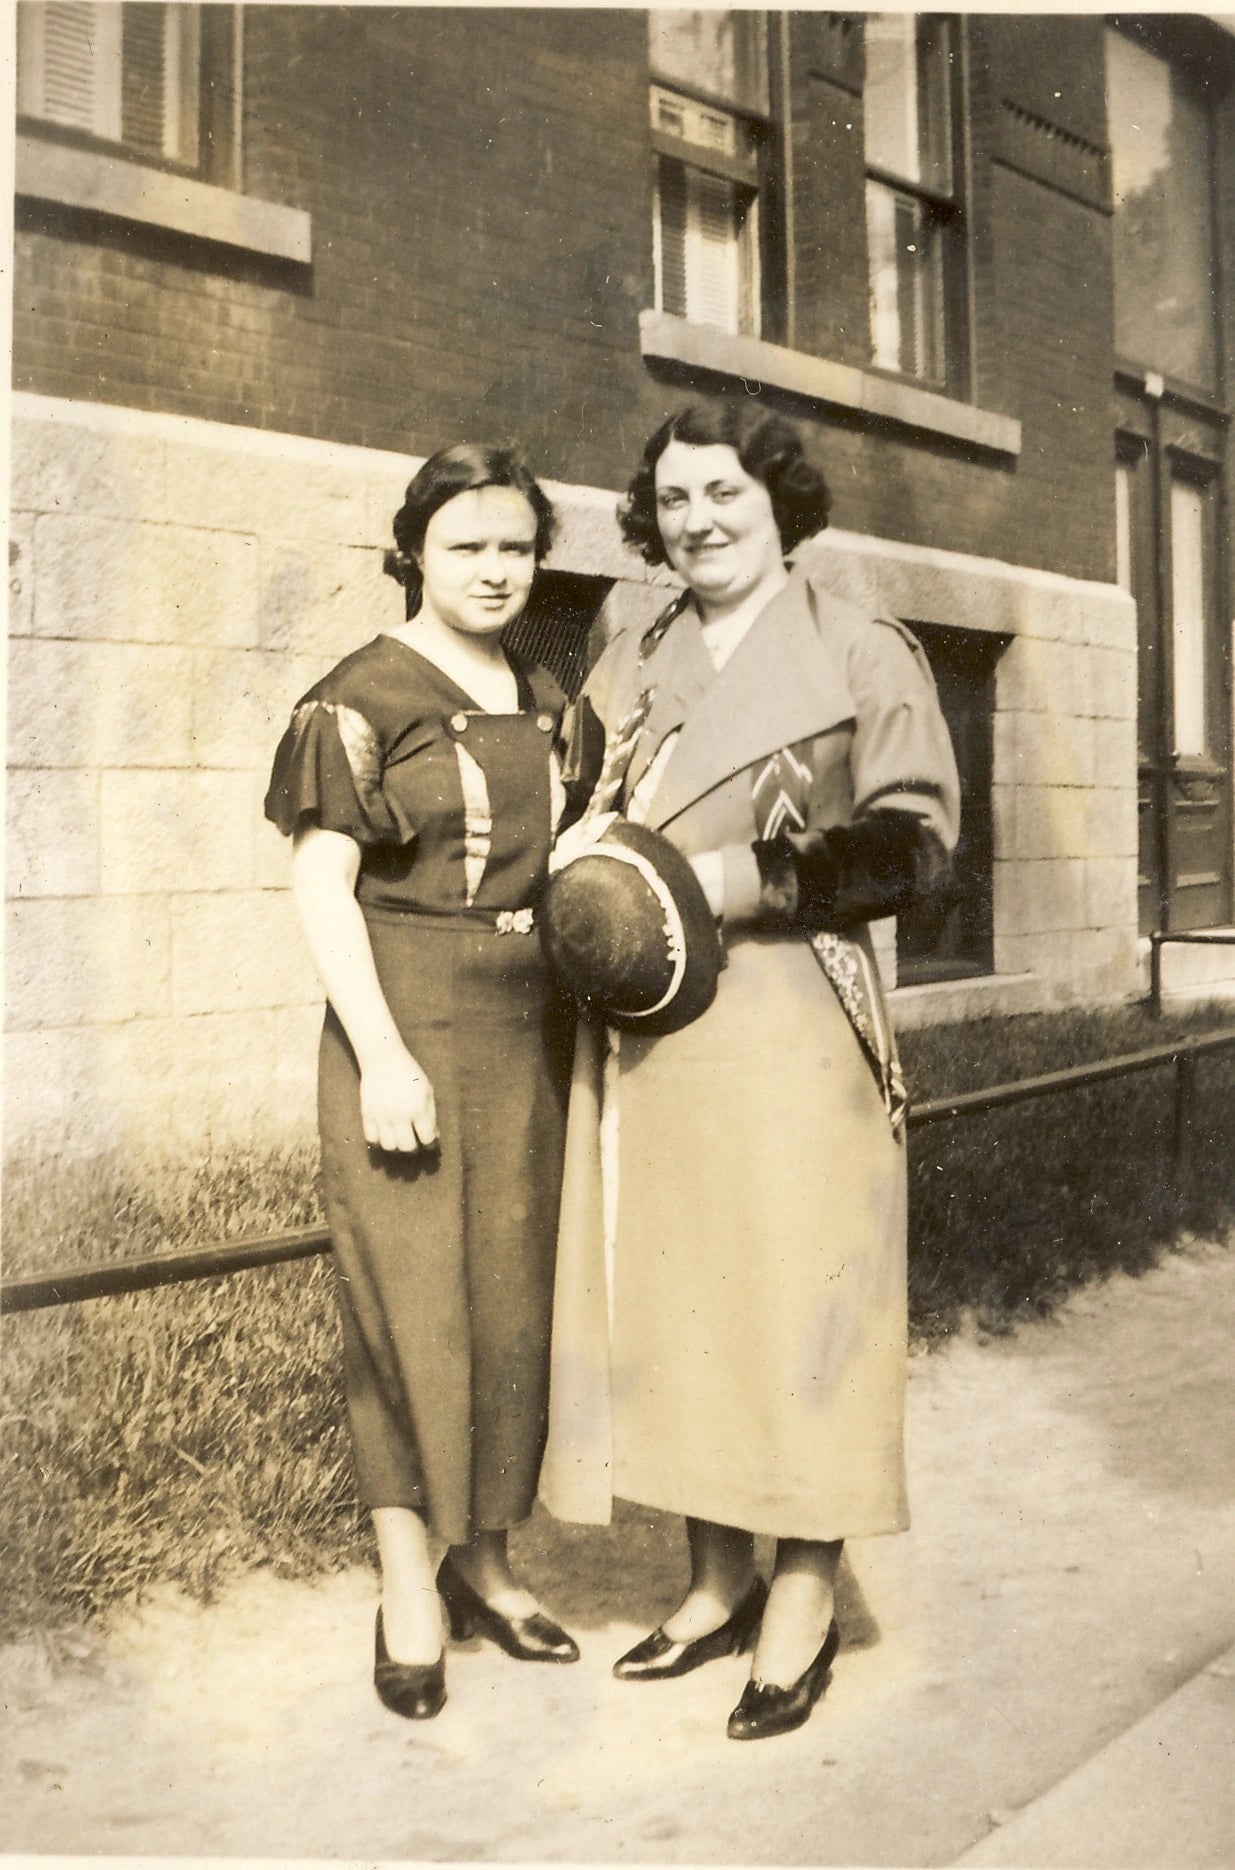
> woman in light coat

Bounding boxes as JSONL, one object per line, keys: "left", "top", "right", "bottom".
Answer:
{"left": 541, "top": 400, "right": 960, "bottom": 1740}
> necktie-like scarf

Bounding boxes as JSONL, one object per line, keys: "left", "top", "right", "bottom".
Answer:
{"left": 751, "top": 744, "right": 908, "bottom": 1135}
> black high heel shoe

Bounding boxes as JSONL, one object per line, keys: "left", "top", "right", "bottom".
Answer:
{"left": 373, "top": 1608, "right": 447, "bottom": 1720}
{"left": 726, "top": 1616, "right": 840, "bottom": 1740}
{"left": 612, "top": 1575, "right": 768, "bottom": 1681}
{"left": 437, "top": 1554, "right": 580, "bottom": 1663}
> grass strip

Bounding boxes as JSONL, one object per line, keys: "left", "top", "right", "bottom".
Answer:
{"left": 3, "top": 1001, "right": 1234, "bottom": 1639}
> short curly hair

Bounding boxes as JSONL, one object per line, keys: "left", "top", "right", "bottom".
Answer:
{"left": 618, "top": 400, "right": 831, "bottom": 566}
{"left": 383, "top": 443, "right": 556, "bottom": 617}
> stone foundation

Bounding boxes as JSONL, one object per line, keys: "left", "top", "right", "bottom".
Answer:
{"left": 10, "top": 392, "right": 1226, "bottom": 1165}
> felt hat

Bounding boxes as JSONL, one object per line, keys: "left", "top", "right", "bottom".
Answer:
{"left": 539, "top": 820, "right": 721, "bottom": 1035}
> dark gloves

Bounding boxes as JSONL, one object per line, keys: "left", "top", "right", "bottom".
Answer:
{"left": 753, "top": 808, "right": 950, "bottom": 932}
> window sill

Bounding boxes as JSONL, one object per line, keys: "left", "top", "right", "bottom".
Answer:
{"left": 15, "top": 135, "right": 312, "bottom": 264}
{"left": 639, "top": 311, "right": 1022, "bottom": 459}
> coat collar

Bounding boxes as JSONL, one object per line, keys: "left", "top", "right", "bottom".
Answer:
{"left": 637, "top": 567, "right": 856, "bottom": 832}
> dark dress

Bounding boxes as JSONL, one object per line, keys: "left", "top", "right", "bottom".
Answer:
{"left": 265, "top": 634, "right": 573, "bottom": 1545}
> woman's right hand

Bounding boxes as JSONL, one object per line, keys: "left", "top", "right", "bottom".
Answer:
{"left": 358, "top": 1043, "right": 439, "bottom": 1154}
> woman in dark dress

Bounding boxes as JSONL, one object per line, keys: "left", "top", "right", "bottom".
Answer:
{"left": 266, "top": 445, "right": 579, "bottom": 1720}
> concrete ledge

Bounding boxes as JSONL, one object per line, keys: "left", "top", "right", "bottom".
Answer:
{"left": 16, "top": 135, "right": 312, "bottom": 264}
{"left": 891, "top": 972, "right": 1048, "bottom": 1029}
{"left": 639, "top": 310, "right": 1023, "bottom": 459}
{"left": 804, "top": 528, "right": 1135, "bottom": 649}
{"left": 1138, "top": 931, "right": 1235, "bottom": 1008}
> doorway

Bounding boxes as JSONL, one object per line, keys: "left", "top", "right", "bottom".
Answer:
{"left": 1117, "top": 383, "right": 1231, "bottom": 935}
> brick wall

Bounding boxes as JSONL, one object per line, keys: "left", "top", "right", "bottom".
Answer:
{"left": 14, "top": 9, "right": 660, "bottom": 482}
{"left": 15, "top": 9, "right": 1116, "bottom": 586}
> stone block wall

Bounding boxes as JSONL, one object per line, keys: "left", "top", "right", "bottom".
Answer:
{"left": 8, "top": 391, "right": 1204, "bottom": 1172}
{"left": 3, "top": 393, "right": 673, "bottom": 1168}
{"left": 805, "top": 527, "right": 1147, "bottom": 1023}
{"left": 6, "top": 395, "right": 414, "bottom": 1163}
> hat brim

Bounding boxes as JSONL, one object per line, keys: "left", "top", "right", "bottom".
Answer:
{"left": 540, "top": 820, "right": 721, "bottom": 1036}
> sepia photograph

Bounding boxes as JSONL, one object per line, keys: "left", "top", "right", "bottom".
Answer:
{"left": 2, "top": 3, "right": 1235, "bottom": 1864}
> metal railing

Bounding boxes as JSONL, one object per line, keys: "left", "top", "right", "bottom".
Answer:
{"left": 1, "top": 1222, "right": 332, "bottom": 1317}
{"left": 6, "top": 1024, "right": 1235, "bottom": 1318}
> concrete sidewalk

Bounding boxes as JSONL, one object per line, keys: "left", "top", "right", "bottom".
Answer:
{"left": 2, "top": 1237, "right": 1234, "bottom": 1865}
{"left": 954, "top": 1640, "right": 1235, "bottom": 1867}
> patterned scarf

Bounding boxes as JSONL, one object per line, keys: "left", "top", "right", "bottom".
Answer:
{"left": 752, "top": 744, "right": 908, "bottom": 1135}
{"left": 577, "top": 687, "right": 657, "bottom": 829}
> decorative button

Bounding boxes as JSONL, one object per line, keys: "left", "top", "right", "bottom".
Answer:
{"left": 536, "top": 713, "right": 555, "bottom": 733}
{"left": 450, "top": 712, "right": 469, "bottom": 733}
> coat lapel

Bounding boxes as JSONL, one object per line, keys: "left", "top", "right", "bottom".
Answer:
{"left": 623, "top": 620, "right": 713, "bottom": 798}
{"left": 642, "top": 571, "right": 856, "bottom": 832}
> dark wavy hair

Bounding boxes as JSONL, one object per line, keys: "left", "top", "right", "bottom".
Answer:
{"left": 383, "top": 443, "right": 557, "bottom": 617}
{"left": 618, "top": 400, "right": 831, "bottom": 565}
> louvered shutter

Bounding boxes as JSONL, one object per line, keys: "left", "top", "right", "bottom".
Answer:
{"left": 121, "top": 4, "right": 168, "bottom": 156}
{"left": 18, "top": 3, "right": 122, "bottom": 139}
{"left": 650, "top": 82, "right": 759, "bottom": 337}
{"left": 656, "top": 159, "right": 690, "bottom": 318}
{"left": 19, "top": 3, "right": 200, "bottom": 165}
{"left": 656, "top": 158, "right": 750, "bottom": 334}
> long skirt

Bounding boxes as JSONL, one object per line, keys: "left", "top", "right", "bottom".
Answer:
{"left": 319, "top": 907, "right": 572, "bottom": 1546}
{"left": 541, "top": 928, "right": 908, "bottom": 1542}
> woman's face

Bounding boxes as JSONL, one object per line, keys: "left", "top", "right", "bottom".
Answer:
{"left": 653, "top": 440, "right": 783, "bottom": 604}
{"left": 418, "top": 485, "right": 539, "bottom": 638}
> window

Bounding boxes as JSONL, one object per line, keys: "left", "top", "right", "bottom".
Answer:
{"left": 18, "top": 2, "right": 225, "bottom": 176}
{"left": 504, "top": 572, "right": 612, "bottom": 703}
{"left": 648, "top": 12, "right": 770, "bottom": 338}
{"left": 863, "top": 14, "right": 966, "bottom": 390}
{"left": 1106, "top": 28, "right": 1218, "bottom": 393}
{"left": 896, "top": 623, "right": 1000, "bottom": 984}
{"left": 15, "top": 2, "right": 310, "bottom": 263}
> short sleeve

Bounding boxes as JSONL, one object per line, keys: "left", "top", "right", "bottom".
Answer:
{"left": 847, "top": 619, "right": 961, "bottom": 854}
{"left": 264, "top": 698, "right": 401, "bottom": 844}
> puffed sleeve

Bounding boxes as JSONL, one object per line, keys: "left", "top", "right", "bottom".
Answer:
{"left": 264, "top": 697, "right": 403, "bottom": 844}
{"left": 750, "top": 616, "right": 960, "bottom": 932}
{"left": 846, "top": 616, "right": 960, "bottom": 848}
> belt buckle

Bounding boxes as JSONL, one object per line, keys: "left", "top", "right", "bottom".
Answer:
{"left": 495, "top": 908, "right": 535, "bottom": 936}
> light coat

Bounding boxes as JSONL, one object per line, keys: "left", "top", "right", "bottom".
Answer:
{"left": 540, "top": 563, "right": 960, "bottom": 1538}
